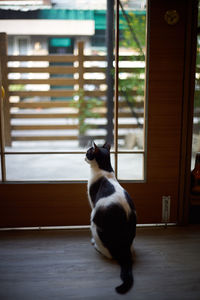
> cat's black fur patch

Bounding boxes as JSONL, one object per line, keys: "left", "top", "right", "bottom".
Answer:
{"left": 86, "top": 147, "right": 95, "bottom": 161}
{"left": 93, "top": 203, "right": 136, "bottom": 257}
{"left": 86, "top": 145, "right": 113, "bottom": 172}
{"left": 124, "top": 190, "right": 136, "bottom": 211}
{"left": 93, "top": 202, "right": 136, "bottom": 294}
{"left": 93, "top": 203, "right": 136, "bottom": 294}
{"left": 95, "top": 148, "right": 113, "bottom": 172}
{"left": 89, "top": 177, "right": 115, "bottom": 207}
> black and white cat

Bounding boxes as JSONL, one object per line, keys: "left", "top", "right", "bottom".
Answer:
{"left": 85, "top": 142, "right": 137, "bottom": 294}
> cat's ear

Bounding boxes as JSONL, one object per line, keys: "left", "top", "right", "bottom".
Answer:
{"left": 103, "top": 142, "right": 111, "bottom": 151}
{"left": 93, "top": 142, "right": 99, "bottom": 154}
{"left": 92, "top": 141, "right": 96, "bottom": 148}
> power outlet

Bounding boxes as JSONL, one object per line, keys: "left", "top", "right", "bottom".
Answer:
{"left": 162, "top": 196, "right": 171, "bottom": 223}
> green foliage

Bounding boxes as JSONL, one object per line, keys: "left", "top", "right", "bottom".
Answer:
{"left": 9, "top": 84, "right": 25, "bottom": 91}
{"left": 118, "top": 11, "right": 146, "bottom": 111}
{"left": 118, "top": 75, "right": 144, "bottom": 103}
{"left": 71, "top": 89, "right": 102, "bottom": 135}
{"left": 120, "top": 12, "right": 146, "bottom": 52}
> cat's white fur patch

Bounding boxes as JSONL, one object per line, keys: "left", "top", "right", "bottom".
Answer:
{"left": 94, "top": 179, "right": 131, "bottom": 218}
{"left": 90, "top": 221, "right": 112, "bottom": 259}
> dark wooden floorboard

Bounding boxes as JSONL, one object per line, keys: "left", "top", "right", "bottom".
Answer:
{"left": 0, "top": 226, "right": 200, "bottom": 300}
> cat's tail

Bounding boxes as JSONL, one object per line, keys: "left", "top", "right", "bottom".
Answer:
{"left": 115, "top": 251, "right": 133, "bottom": 294}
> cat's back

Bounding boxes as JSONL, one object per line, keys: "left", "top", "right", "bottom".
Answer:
{"left": 89, "top": 175, "right": 134, "bottom": 217}
{"left": 91, "top": 178, "right": 136, "bottom": 250}
{"left": 89, "top": 175, "right": 116, "bottom": 207}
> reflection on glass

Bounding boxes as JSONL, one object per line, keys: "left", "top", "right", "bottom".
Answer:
{"left": 192, "top": 7, "right": 200, "bottom": 169}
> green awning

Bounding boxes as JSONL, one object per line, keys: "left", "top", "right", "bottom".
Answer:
{"left": 39, "top": 9, "right": 146, "bottom": 30}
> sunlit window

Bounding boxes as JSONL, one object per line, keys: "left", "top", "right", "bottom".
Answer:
{"left": 0, "top": 0, "right": 147, "bottom": 181}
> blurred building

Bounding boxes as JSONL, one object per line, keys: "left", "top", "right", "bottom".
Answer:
{"left": 0, "top": 0, "right": 145, "bottom": 55}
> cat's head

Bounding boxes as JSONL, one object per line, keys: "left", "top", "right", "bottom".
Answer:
{"left": 85, "top": 142, "right": 113, "bottom": 172}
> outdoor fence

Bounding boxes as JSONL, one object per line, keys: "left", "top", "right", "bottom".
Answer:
{"left": 0, "top": 32, "right": 145, "bottom": 147}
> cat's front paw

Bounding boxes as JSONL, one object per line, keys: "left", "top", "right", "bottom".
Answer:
{"left": 91, "top": 238, "right": 95, "bottom": 245}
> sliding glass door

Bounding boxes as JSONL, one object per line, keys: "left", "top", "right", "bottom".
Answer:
{"left": 0, "top": 0, "right": 197, "bottom": 226}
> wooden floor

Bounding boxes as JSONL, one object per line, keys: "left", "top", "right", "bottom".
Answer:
{"left": 0, "top": 226, "right": 200, "bottom": 300}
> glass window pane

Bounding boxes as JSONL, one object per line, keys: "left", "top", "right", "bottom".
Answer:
{"left": 118, "top": 153, "right": 144, "bottom": 180}
{"left": 4, "top": 0, "right": 146, "bottom": 181}
{"left": 6, "top": 154, "right": 88, "bottom": 181}
{"left": 118, "top": 2, "right": 146, "bottom": 150}
{"left": 5, "top": 153, "right": 115, "bottom": 181}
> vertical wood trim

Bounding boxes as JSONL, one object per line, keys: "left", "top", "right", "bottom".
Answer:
{"left": 78, "top": 41, "right": 84, "bottom": 90}
{"left": 0, "top": 33, "right": 11, "bottom": 146}
{"left": 114, "top": 0, "right": 119, "bottom": 177}
{"left": 143, "top": 0, "right": 150, "bottom": 181}
{"left": 145, "top": 0, "right": 190, "bottom": 223}
{"left": 0, "top": 62, "right": 6, "bottom": 181}
{"left": 77, "top": 41, "right": 84, "bottom": 136}
{"left": 178, "top": 0, "right": 198, "bottom": 224}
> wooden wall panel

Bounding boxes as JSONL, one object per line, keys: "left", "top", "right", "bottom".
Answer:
{"left": 0, "top": 183, "right": 90, "bottom": 227}
{"left": 0, "top": 0, "right": 197, "bottom": 227}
